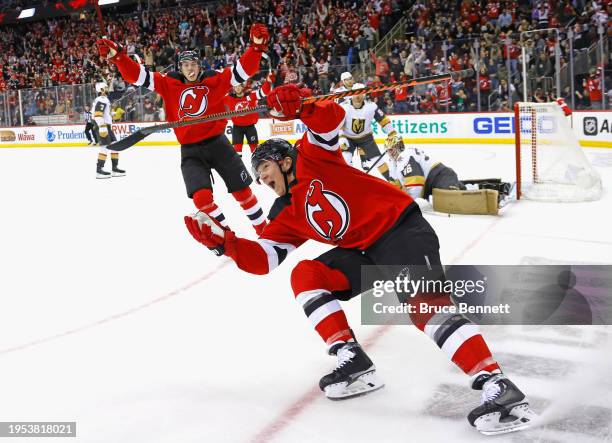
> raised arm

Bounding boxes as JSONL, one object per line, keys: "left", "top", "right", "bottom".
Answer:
{"left": 97, "top": 39, "right": 168, "bottom": 96}
{"left": 267, "top": 84, "right": 346, "bottom": 151}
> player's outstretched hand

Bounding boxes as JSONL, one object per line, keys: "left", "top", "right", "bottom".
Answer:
{"left": 249, "top": 23, "right": 270, "bottom": 52}
{"left": 267, "top": 84, "right": 313, "bottom": 120}
{"left": 184, "top": 212, "right": 232, "bottom": 256}
{"left": 96, "top": 39, "right": 123, "bottom": 60}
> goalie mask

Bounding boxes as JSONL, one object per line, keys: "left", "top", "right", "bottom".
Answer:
{"left": 385, "top": 134, "right": 405, "bottom": 160}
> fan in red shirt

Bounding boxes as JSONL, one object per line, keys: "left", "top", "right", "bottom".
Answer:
{"left": 584, "top": 67, "right": 603, "bottom": 109}
{"left": 223, "top": 73, "right": 275, "bottom": 157}
{"left": 184, "top": 84, "right": 534, "bottom": 435}
{"left": 96, "top": 23, "right": 270, "bottom": 235}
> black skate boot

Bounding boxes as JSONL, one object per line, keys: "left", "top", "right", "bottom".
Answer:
{"left": 96, "top": 167, "right": 111, "bottom": 179}
{"left": 468, "top": 372, "right": 536, "bottom": 435}
{"left": 111, "top": 167, "right": 126, "bottom": 177}
{"left": 111, "top": 155, "right": 126, "bottom": 177}
{"left": 319, "top": 342, "right": 384, "bottom": 400}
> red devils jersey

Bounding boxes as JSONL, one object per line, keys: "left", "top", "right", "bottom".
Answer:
{"left": 226, "top": 102, "right": 413, "bottom": 275}
{"left": 111, "top": 48, "right": 262, "bottom": 144}
{"left": 222, "top": 81, "right": 272, "bottom": 127}
{"left": 586, "top": 77, "right": 602, "bottom": 101}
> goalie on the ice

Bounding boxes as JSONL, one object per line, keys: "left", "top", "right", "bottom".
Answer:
{"left": 383, "top": 136, "right": 513, "bottom": 215}
{"left": 184, "top": 84, "right": 536, "bottom": 435}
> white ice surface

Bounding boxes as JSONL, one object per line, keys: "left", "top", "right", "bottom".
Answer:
{"left": 0, "top": 144, "right": 611, "bottom": 443}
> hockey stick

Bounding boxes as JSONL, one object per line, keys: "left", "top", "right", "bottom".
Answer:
{"left": 364, "top": 150, "right": 387, "bottom": 175}
{"left": 94, "top": 0, "right": 106, "bottom": 38}
{"left": 106, "top": 69, "right": 473, "bottom": 151}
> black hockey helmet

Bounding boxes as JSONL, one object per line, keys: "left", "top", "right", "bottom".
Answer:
{"left": 251, "top": 138, "right": 297, "bottom": 184}
{"left": 178, "top": 49, "right": 200, "bottom": 64}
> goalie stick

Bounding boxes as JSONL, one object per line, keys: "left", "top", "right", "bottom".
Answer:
{"left": 106, "top": 69, "right": 473, "bottom": 152}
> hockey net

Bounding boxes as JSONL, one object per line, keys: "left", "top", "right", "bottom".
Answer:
{"left": 514, "top": 102, "right": 602, "bottom": 202}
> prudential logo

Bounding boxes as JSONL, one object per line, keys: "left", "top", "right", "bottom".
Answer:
{"left": 46, "top": 127, "right": 56, "bottom": 142}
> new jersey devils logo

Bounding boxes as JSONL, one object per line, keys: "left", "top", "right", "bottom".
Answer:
{"left": 305, "top": 180, "right": 350, "bottom": 241}
{"left": 179, "top": 86, "right": 209, "bottom": 119}
{"left": 234, "top": 100, "right": 250, "bottom": 112}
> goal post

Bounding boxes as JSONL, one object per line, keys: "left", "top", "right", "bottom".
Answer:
{"left": 514, "top": 101, "right": 602, "bottom": 202}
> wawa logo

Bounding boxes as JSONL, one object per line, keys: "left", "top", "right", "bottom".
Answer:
{"left": 178, "top": 86, "right": 209, "bottom": 119}
{"left": 305, "top": 180, "right": 350, "bottom": 241}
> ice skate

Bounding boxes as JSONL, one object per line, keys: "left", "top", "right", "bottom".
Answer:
{"left": 96, "top": 168, "right": 111, "bottom": 179}
{"left": 468, "top": 372, "right": 537, "bottom": 435}
{"left": 111, "top": 167, "right": 126, "bottom": 177}
{"left": 319, "top": 342, "right": 384, "bottom": 400}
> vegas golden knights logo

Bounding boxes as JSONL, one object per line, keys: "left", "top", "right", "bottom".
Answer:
{"left": 351, "top": 119, "right": 365, "bottom": 134}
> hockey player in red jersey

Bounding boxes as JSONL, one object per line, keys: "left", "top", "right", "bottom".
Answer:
{"left": 96, "top": 24, "right": 270, "bottom": 235}
{"left": 184, "top": 85, "right": 535, "bottom": 435}
{"left": 223, "top": 73, "right": 275, "bottom": 158}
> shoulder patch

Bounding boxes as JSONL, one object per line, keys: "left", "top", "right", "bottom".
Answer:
{"left": 200, "top": 70, "right": 220, "bottom": 80}
{"left": 268, "top": 194, "right": 292, "bottom": 220}
{"left": 167, "top": 71, "right": 185, "bottom": 82}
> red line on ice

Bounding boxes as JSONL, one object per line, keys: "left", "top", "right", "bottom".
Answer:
{"left": 250, "top": 324, "right": 393, "bottom": 443}
{"left": 0, "top": 260, "right": 232, "bottom": 356}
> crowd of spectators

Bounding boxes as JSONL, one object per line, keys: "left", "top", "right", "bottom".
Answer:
{"left": 0, "top": 0, "right": 609, "bottom": 125}
{"left": 366, "top": 0, "right": 611, "bottom": 113}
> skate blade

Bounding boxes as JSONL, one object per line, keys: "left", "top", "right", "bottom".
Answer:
{"left": 96, "top": 174, "right": 111, "bottom": 179}
{"left": 324, "top": 371, "right": 385, "bottom": 400}
{"left": 476, "top": 403, "right": 537, "bottom": 436}
{"left": 111, "top": 172, "right": 126, "bottom": 177}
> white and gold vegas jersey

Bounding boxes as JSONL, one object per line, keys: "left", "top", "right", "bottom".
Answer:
{"left": 387, "top": 147, "right": 439, "bottom": 200}
{"left": 340, "top": 101, "right": 393, "bottom": 139}
{"left": 92, "top": 95, "right": 112, "bottom": 125}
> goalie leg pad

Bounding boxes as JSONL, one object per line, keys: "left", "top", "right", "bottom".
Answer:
{"left": 432, "top": 188, "right": 499, "bottom": 215}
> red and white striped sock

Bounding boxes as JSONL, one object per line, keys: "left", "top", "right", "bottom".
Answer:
{"left": 232, "top": 187, "right": 266, "bottom": 235}
{"left": 193, "top": 188, "right": 228, "bottom": 228}
{"left": 412, "top": 296, "right": 500, "bottom": 375}
{"left": 291, "top": 260, "right": 354, "bottom": 352}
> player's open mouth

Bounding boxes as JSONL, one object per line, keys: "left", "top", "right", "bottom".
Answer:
{"left": 268, "top": 180, "right": 276, "bottom": 190}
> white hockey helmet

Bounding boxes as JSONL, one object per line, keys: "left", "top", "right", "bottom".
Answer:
{"left": 340, "top": 72, "right": 352, "bottom": 81}
{"left": 95, "top": 81, "right": 109, "bottom": 93}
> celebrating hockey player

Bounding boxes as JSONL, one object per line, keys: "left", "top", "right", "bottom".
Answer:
{"left": 96, "top": 23, "right": 270, "bottom": 235}
{"left": 384, "top": 135, "right": 512, "bottom": 215}
{"left": 223, "top": 73, "right": 275, "bottom": 158}
{"left": 184, "top": 84, "right": 535, "bottom": 435}
{"left": 339, "top": 83, "right": 394, "bottom": 181}
{"left": 92, "top": 81, "right": 125, "bottom": 179}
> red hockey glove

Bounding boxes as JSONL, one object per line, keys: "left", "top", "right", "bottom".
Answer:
{"left": 97, "top": 39, "right": 124, "bottom": 60}
{"left": 249, "top": 23, "right": 270, "bottom": 52}
{"left": 267, "top": 84, "right": 314, "bottom": 120}
{"left": 556, "top": 97, "right": 572, "bottom": 116}
{"left": 184, "top": 212, "right": 234, "bottom": 256}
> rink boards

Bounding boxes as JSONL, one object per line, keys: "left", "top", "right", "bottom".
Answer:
{"left": 0, "top": 111, "right": 610, "bottom": 149}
